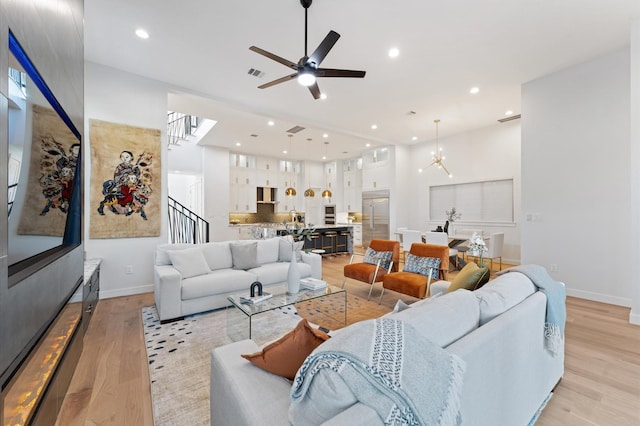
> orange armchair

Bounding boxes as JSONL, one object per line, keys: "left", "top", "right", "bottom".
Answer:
{"left": 342, "top": 239, "right": 400, "bottom": 300}
{"left": 379, "top": 243, "right": 450, "bottom": 302}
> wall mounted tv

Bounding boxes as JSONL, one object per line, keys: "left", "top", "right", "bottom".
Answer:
{"left": 7, "top": 31, "right": 82, "bottom": 285}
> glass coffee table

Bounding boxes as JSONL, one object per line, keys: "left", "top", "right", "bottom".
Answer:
{"left": 226, "top": 284, "right": 346, "bottom": 342}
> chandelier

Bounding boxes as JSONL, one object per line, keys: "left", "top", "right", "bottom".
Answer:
{"left": 428, "top": 119, "right": 452, "bottom": 178}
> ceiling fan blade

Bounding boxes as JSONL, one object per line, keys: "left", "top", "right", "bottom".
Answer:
{"left": 249, "top": 46, "right": 297, "bottom": 70}
{"left": 316, "top": 68, "right": 366, "bottom": 78}
{"left": 307, "top": 30, "right": 340, "bottom": 67}
{"left": 308, "top": 82, "right": 321, "bottom": 99}
{"left": 258, "top": 73, "right": 298, "bottom": 89}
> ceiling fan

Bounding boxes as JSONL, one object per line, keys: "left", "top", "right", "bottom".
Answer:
{"left": 249, "top": 0, "right": 366, "bottom": 99}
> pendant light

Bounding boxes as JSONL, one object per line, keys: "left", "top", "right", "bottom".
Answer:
{"left": 321, "top": 141, "right": 332, "bottom": 199}
{"left": 285, "top": 134, "right": 296, "bottom": 197}
{"left": 304, "top": 138, "right": 315, "bottom": 197}
{"left": 428, "top": 119, "right": 452, "bottom": 178}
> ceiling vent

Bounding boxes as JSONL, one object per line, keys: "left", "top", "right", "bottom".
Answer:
{"left": 247, "top": 68, "right": 265, "bottom": 78}
{"left": 286, "top": 126, "right": 305, "bottom": 134}
{"left": 498, "top": 114, "right": 521, "bottom": 123}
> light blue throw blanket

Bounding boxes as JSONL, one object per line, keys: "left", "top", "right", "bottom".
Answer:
{"left": 497, "top": 264, "right": 566, "bottom": 356}
{"left": 290, "top": 318, "right": 465, "bottom": 425}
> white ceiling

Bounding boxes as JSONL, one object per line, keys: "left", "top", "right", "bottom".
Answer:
{"left": 85, "top": 0, "right": 640, "bottom": 162}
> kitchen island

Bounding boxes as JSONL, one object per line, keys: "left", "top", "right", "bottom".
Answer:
{"left": 228, "top": 223, "right": 356, "bottom": 254}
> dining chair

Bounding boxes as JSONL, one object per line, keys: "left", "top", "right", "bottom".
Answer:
{"left": 401, "top": 230, "right": 422, "bottom": 262}
{"left": 424, "top": 231, "right": 459, "bottom": 269}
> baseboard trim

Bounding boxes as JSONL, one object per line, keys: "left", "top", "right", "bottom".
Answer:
{"left": 100, "top": 284, "right": 154, "bottom": 300}
{"left": 565, "top": 288, "right": 632, "bottom": 308}
{"left": 630, "top": 309, "right": 640, "bottom": 325}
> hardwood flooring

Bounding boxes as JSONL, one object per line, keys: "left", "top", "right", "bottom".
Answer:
{"left": 57, "top": 254, "right": 640, "bottom": 425}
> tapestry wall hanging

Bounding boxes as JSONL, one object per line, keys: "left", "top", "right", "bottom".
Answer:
{"left": 89, "top": 119, "right": 161, "bottom": 238}
{"left": 17, "top": 104, "right": 79, "bottom": 236}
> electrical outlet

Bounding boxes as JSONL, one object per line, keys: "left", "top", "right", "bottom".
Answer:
{"left": 550, "top": 264, "right": 557, "bottom": 272}
{"left": 125, "top": 265, "right": 133, "bottom": 274}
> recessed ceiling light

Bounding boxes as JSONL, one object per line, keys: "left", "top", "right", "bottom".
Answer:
{"left": 418, "top": 168, "right": 423, "bottom": 173}
{"left": 371, "top": 124, "right": 378, "bottom": 130}
{"left": 365, "top": 143, "right": 371, "bottom": 147}
{"left": 412, "top": 136, "right": 418, "bottom": 141}
{"left": 283, "top": 150, "right": 288, "bottom": 154}
{"left": 267, "top": 120, "right": 274, "bottom": 126}
{"left": 469, "top": 87, "right": 480, "bottom": 95}
{"left": 388, "top": 47, "right": 399, "bottom": 58}
{"left": 320, "top": 93, "right": 327, "bottom": 100}
{"left": 235, "top": 142, "right": 241, "bottom": 146}
{"left": 323, "top": 133, "right": 328, "bottom": 138}
{"left": 505, "top": 110, "right": 513, "bottom": 116}
{"left": 135, "top": 29, "right": 149, "bottom": 39}
{"left": 322, "top": 155, "right": 327, "bottom": 160}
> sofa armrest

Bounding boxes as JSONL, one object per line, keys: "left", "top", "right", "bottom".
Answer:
{"left": 430, "top": 280, "right": 451, "bottom": 297}
{"left": 320, "top": 402, "right": 383, "bottom": 425}
{"left": 153, "top": 265, "right": 183, "bottom": 321}
{"left": 301, "top": 251, "right": 322, "bottom": 279}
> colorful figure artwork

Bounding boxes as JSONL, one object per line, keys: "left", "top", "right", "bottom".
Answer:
{"left": 38, "top": 136, "right": 79, "bottom": 215}
{"left": 97, "top": 150, "right": 153, "bottom": 220}
{"left": 89, "top": 119, "right": 160, "bottom": 239}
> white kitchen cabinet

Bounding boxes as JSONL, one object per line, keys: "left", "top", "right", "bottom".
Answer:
{"left": 352, "top": 224, "right": 363, "bottom": 246}
{"left": 255, "top": 157, "right": 278, "bottom": 187}
{"left": 343, "top": 158, "right": 362, "bottom": 212}
{"left": 229, "top": 184, "right": 257, "bottom": 213}
{"left": 277, "top": 160, "right": 302, "bottom": 212}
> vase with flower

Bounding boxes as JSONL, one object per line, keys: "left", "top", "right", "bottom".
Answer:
{"left": 281, "top": 221, "right": 315, "bottom": 294}
{"left": 467, "top": 232, "right": 487, "bottom": 267}
{"left": 444, "top": 207, "right": 461, "bottom": 234}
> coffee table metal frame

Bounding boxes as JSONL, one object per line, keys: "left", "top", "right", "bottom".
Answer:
{"left": 226, "top": 284, "right": 347, "bottom": 340}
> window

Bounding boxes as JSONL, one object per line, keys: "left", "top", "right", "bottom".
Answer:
{"left": 429, "top": 179, "right": 514, "bottom": 223}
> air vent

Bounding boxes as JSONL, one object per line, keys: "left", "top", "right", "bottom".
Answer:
{"left": 247, "top": 68, "right": 265, "bottom": 78}
{"left": 250, "top": 134, "right": 258, "bottom": 138}
{"left": 286, "top": 126, "right": 305, "bottom": 134}
{"left": 498, "top": 114, "right": 521, "bottom": 123}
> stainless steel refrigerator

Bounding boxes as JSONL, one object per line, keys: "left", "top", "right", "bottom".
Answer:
{"left": 362, "top": 190, "right": 390, "bottom": 248}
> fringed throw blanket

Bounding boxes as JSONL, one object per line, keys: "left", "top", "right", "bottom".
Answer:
{"left": 497, "top": 264, "right": 566, "bottom": 356}
{"left": 290, "top": 318, "right": 465, "bottom": 425}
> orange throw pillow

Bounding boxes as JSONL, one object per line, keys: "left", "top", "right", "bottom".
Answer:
{"left": 241, "top": 319, "right": 329, "bottom": 380}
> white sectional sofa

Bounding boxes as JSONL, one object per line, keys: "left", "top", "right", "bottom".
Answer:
{"left": 210, "top": 270, "right": 565, "bottom": 425}
{"left": 153, "top": 238, "right": 322, "bottom": 322}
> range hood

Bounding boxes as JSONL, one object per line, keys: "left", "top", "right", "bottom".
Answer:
{"left": 256, "top": 187, "right": 277, "bottom": 204}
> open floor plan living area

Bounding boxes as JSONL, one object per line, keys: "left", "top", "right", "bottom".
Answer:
{"left": 2, "top": 1, "right": 640, "bottom": 425}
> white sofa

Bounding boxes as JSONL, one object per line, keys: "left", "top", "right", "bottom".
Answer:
{"left": 210, "top": 271, "right": 565, "bottom": 425}
{"left": 153, "top": 238, "right": 322, "bottom": 322}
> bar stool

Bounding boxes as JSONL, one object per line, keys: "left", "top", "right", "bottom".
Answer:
{"left": 321, "top": 231, "right": 338, "bottom": 255}
{"left": 310, "top": 232, "right": 322, "bottom": 250}
{"left": 335, "top": 230, "right": 350, "bottom": 254}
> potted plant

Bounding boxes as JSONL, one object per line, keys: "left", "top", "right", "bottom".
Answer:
{"left": 444, "top": 207, "right": 461, "bottom": 234}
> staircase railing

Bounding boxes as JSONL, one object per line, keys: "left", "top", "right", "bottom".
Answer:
{"left": 168, "top": 196, "right": 209, "bottom": 244}
{"left": 167, "top": 111, "right": 199, "bottom": 147}
{"left": 8, "top": 183, "right": 17, "bottom": 217}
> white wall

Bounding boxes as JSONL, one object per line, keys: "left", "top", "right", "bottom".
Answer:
{"left": 522, "top": 49, "right": 632, "bottom": 307}
{"left": 407, "top": 121, "right": 522, "bottom": 264}
{"left": 84, "top": 62, "right": 169, "bottom": 298}
{"left": 630, "top": 20, "right": 640, "bottom": 324}
{"left": 203, "top": 145, "right": 232, "bottom": 241}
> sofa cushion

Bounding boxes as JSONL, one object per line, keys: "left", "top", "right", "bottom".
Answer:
{"left": 241, "top": 319, "right": 329, "bottom": 380}
{"left": 201, "top": 242, "right": 233, "bottom": 270}
{"left": 181, "top": 269, "right": 256, "bottom": 300}
{"left": 445, "top": 262, "right": 490, "bottom": 293}
{"left": 257, "top": 238, "right": 280, "bottom": 264}
{"left": 403, "top": 254, "right": 440, "bottom": 280}
{"left": 474, "top": 272, "right": 536, "bottom": 325}
{"left": 155, "top": 243, "right": 195, "bottom": 266}
{"left": 230, "top": 242, "right": 260, "bottom": 270}
{"left": 278, "top": 237, "right": 303, "bottom": 262}
{"left": 363, "top": 247, "right": 393, "bottom": 270}
{"left": 391, "top": 289, "right": 480, "bottom": 347}
{"left": 168, "top": 247, "right": 211, "bottom": 279}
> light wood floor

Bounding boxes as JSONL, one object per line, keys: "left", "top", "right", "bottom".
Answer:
{"left": 57, "top": 255, "right": 640, "bottom": 425}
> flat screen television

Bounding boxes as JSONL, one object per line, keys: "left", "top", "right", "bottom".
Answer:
{"left": 7, "top": 31, "right": 82, "bottom": 286}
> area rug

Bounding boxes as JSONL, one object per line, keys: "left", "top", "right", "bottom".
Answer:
{"left": 143, "top": 293, "right": 390, "bottom": 425}
{"left": 142, "top": 305, "right": 301, "bottom": 426}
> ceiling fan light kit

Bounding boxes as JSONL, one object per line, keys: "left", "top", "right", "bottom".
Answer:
{"left": 249, "top": 0, "right": 366, "bottom": 99}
